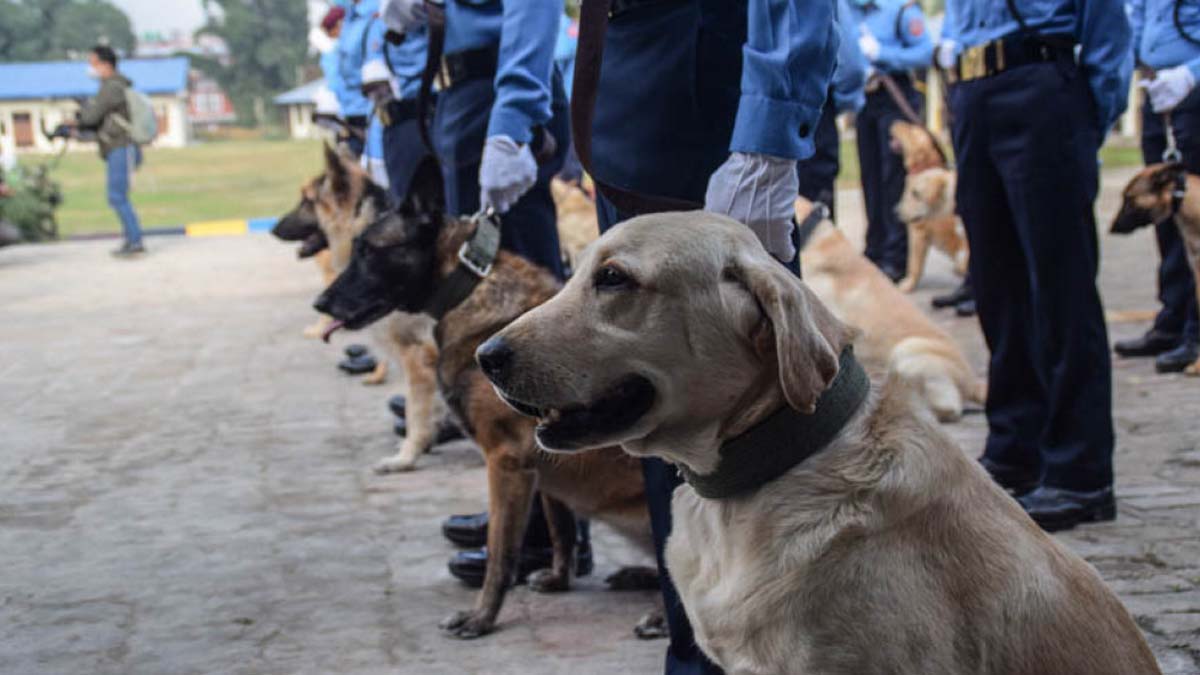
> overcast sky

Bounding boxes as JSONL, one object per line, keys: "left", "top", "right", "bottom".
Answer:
{"left": 108, "top": 0, "right": 208, "bottom": 35}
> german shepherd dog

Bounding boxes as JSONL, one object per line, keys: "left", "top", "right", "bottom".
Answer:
{"left": 271, "top": 183, "right": 338, "bottom": 339}
{"left": 275, "top": 146, "right": 447, "bottom": 473}
{"left": 314, "top": 194, "right": 655, "bottom": 639}
{"left": 1113, "top": 163, "right": 1200, "bottom": 375}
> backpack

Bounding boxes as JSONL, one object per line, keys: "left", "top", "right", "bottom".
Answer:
{"left": 115, "top": 88, "right": 159, "bottom": 146}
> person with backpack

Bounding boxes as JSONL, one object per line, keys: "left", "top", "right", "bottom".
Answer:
{"left": 72, "top": 45, "right": 155, "bottom": 258}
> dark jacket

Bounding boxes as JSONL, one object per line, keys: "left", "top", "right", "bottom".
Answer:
{"left": 77, "top": 73, "right": 134, "bottom": 158}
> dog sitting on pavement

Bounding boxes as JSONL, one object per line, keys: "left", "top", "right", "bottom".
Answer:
{"left": 889, "top": 120, "right": 970, "bottom": 292}
{"left": 796, "top": 198, "right": 985, "bottom": 422}
{"left": 481, "top": 210, "right": 1162, "bottom": 675}
{"left": 275, "top": 145, "right": 447, "bottom": 474}
{"left": 314, "top": 195, "right": 657, "bottom": 639}
{"left": 1112, "top": 162, "right": 1200, "bottom": 375}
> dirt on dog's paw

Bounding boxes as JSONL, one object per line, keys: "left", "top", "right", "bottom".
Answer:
{"left": 372, "top": 456, "right": 417, "bottom": 474}
{"left": 634, "top": 611, "right": 668, "bottom": 640}
{"left": 439, "top": 609, "right": 495, "bottom": 639}
{"left": 527, "top": 568, "right": 570, "bottom": 593}
{"left": 606, "top": 566, "right": 660, "bottom": 591}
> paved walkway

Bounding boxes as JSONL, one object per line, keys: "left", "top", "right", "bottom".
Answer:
{"left": 1, "top": 169, "right": 1197, "bottom": 674}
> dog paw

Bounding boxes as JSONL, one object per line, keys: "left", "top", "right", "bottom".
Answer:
{"left": 605, "top": 566, "right": 660, "bottom": 591}
{"left": 361, "top": 374, "right": 387, "bottom": 386}
{"left": 373, "top": 456, "right": 417, "bottom": 474}
{"left": 439, "top": 609, "right": 495, "bottom": 639}
{"left": 1186, "top": 360, "right": 1200, "bottom": 377}
{"left": 527, "top": 568, "right": 570, "bottom": 593}
{"left": 633, "top": 611, "right": 668, "bottom": 640}
{"left": 896, "top": 277, "right": 918, "bottom": 293}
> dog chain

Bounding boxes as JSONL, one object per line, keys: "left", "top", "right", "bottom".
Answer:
{"left": 1163, "top": 112, "right": 1183, "bottom": 164}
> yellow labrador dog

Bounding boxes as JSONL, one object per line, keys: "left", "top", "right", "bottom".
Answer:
{"left": 480, "top": 212, "right": 1160, "bottom": 675}
{"left": 796, "top": 199, "right": 985, "bottom": 422}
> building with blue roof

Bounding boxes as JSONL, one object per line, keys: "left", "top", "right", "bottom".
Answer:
{"left": 273, "top": 78, "right": 326, "bottom": 140}
{"left": 0, "top": 57, "right": 192, "bottom": 154}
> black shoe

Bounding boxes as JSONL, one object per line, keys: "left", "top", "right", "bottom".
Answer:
{"left": 337, "top": 354, "right": 377, "bottom": 375}
{"left": 110, "top": 242, "right": 146, "bottom": 258}
{"left": 345, "top": 344, "right": 369, "bottom": 359}
{"left": 447, "top": 543, "right": 594, "bottom": 588}
{"left": 443, "top": 512, "right": 488, "bottom": 548}
{"left": 388, "top": 394, "right": 406, "bottom": 418}
{"left": 1114, "top": 330, "right": 1180, "bottom": 358}
{"left": 955, "top": 298, "right": 977, "bottom": 317}
{"left": 879, "top": 263, "right": 905, "bottom": 284}
{"left": 1017, "top": 485, "right": 1116, "bottom": 532}
{"left": 394, "top": 417, "right": 466, "bottom": 444}
{"left": 1155, "top": 340, "right": 1199, "bottom": 374}
{"left": 932, "top": 282, "right": 973, "bottom": 309}
{"left": 978, "top": 457, "right": 1039, "bottom": 496}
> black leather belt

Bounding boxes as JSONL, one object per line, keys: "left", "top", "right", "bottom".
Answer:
{"left": 950, "top": 35, "right": 1076, "bottom": 83}
{"left": 345, "top": 115, "right": 368, "bottom": 129}
{"left": 439, "top": 46, "right": 499, "bottom": 90}
{"left": 384, "top": 98, "right": 422, "bottom": 124}
{"left": 608, "top": 0, "right": 687, "bottom": 18}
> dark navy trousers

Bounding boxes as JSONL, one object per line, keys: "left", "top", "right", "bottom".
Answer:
{"left": 797, "top": 93, "right": 841, "bottom": 220}
{"left": 381, "top": 113, "right": 438, "bottom": 208}
{"left": 857, "top": 76, "right": 922, "bottom": 270}
{"left": 950, "top": 60, "right": 1113, "bottom": 491}
{"left": 1141, "top": 96, "right": 1200, "bottom": 343}
{"left": 432, "top": 72, "right": 569, "bottom": 279}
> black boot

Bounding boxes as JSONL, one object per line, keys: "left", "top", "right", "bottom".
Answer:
{"left": 1018, "top": 486, "right": 1116, "bottom": 532}
{"left": 1114, "top": 330, "right": 1180, "bottom": 359}
{"left": 932, "top": 281, "right": 973, "bottom": 309}
{"left": 978, "top": 457, "right": 1039, "bottom": 496}
{"left": 1155, "top": 340, "right": 1199, "bottom": 373}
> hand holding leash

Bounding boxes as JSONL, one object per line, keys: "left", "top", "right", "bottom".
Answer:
{"left": 479, "top": 135, "right": 538, "bottom": 215}
{"left": 704, "top": 152, "right": 799, "bottom": 262}
{"left": 1141, "top": 66, "right": 1197, "bottom": 113}
{"left": 858, "top": 26, "right": 882, "bottom": 62}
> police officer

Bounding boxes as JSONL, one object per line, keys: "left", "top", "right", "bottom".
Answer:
{"left": 336, "top": 0, "right": 379, "bottom": 157}
{"left": 846, "top": 0, "right": 933, "bottom": 280}
{"left": 797, "top": 0, "right": 868, "bottom": 220}
{"left": 938, "top": 1, "right": 1131, "bottom": 531}
{"left": 1115, "top": 0, "right": 1200, "bottom": 373}
{"left": 573, "top": 1, "right": 837, "bottom": 672}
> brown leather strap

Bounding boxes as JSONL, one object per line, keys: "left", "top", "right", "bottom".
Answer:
{"left": 875, "top": 72, "right": 949, "bottom": 168}
{"left": 572, "top": 0, "right": 702, "bottom": 215}
{"left": 418, "top": 0, "right": 446, "bottom": 157}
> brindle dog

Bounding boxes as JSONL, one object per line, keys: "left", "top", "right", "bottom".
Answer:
{"left": 314, "top": 200, "right": 655, "bottom": 639}
{"left": 1113, "top": 162, "right": 1200, "bottom": 375}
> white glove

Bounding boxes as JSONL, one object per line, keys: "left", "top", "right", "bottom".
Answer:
{"left": 935, "top": 40, "right": 958, "bottom": 70}
{"left": 479, "top": 135, "right": 538, "bottom": 214}
{"left": 704, "top": 152, "right": 800, "bottom": 262}
{"left": 1142, "top": 66, "right": 1197, "bottom": 113}
{"left": 381, "top": 0, "right": 427, "bottom": 33}
{"left": 858, "top": 27, "right": 881, "bottom": 63}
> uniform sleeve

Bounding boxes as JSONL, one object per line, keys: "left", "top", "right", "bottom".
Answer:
{"left": 1127, "top": 0, "right": 1144, "bottom": 66}
{"left": 77, "top": 80, "right": 121, "bottom": 130}
{"left": 940, "top": 0, "right": 959, "bottom": 43}
{"left": 321, "top": 49, "right": 348, "bottom": 114}
{"left": 875, "top": 3, "right": 934, "bottom": 71}
{"left": 487, "top": 0, "right": 559, "bottom": 144}
{"left": 832, "top": 0, "right": 868, "bottom": 113}
{"left": 731, "top": 0, "right": 838, "bottom": 160}
{"left": 1078, "top": 0, "right": 1133, "bottom": 131}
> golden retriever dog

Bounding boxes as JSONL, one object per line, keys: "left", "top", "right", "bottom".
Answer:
{"left": 551, "top": 178, "right": 600, "bottom": 270}
{"left": 315, "top": 203, "right": 657, "bottom": 639}
{"left": 796, "top": 199, "right": 985, "bottom": 421}
{"left": 1113, "top": 162, "right": 1200, "bottom": 375}
{"left": 890, "top": 120, "right": 970, "bottom": 292}
{"left": 302, "top": 145, "right": 446, "bottom": 473}
{"left": 482, "top": 211, "right": 1162, "bottom": 675}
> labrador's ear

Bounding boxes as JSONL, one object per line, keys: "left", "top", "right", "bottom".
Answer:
{"left": 735, "top": 254, "right": 857, "bottom": 413}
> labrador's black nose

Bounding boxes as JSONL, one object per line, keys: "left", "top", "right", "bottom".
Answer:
{"left": 476, "top": 336, "right": 514, "bottom": 383}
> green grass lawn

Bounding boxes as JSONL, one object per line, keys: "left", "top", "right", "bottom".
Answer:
{"left": 18, "top": 135, "right": 1143, "bottom": 238}
{"left": 19, "top": 139, "right": 324, "bottom": 237}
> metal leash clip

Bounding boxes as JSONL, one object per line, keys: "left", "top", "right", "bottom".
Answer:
{"left": 458, "top": 206, "right": 500, "bottom": 278}
{"left": 1163, "top": 112, "right": 1183, "bottom": 164}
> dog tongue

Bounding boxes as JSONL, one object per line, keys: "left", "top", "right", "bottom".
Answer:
{"left": 321, "top": 320, "right": 345, "bottom": 343}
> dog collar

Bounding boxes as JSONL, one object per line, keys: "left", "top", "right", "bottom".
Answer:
{"left": 426, "top": 209, "right": 502, "bottom": 321}
{"left": 679, "top": 347, "right": 870, "bottom": 500}
{"left": 794, "top": 201, "right": 830, "bottom": 253}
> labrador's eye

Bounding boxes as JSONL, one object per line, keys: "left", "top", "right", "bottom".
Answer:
{"left": 594, "top": 264, "right": 635, "bottom": 291}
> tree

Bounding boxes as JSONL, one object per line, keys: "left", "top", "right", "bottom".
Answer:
{"left": 0, "top": 0, "right": 136, "bottom": 62}
{"left": 195, "top": 0, "right": 311, "bottom": 125}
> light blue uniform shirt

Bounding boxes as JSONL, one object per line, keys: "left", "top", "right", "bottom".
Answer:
{"left": 942, "top": 0, "right": 1132, "bottom": 130}
{"left": 733, "top": 0, "right": 839, "bottom": 159}
{"left": 320, "top": 48, "right": 347, "bottom": 114}
{"left": 833, "top": 0, "right": 869, "bottom": 113}
{"left": 444, "top": 0, "right": 560, "bottom": 144}
{"left": 1130, "top": 0, "right": 1200, "bottom": 81}
{"left": 362, "top": 18, "right": 427, "bottom": 101}
{"left": 336, "top": 0, "right": 379, "bottom": 118}
{"left": 554, "top": 14, "right": 578, "bottom": 98}
{"left": 846, "top": 0, "right": 934, "bottom": 74}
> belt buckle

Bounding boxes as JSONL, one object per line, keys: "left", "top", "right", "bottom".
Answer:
{"left": 437, "top": 58, "right": 453, "bottom": 90}
{"left": 960, "top": 44, "right": 987, "bottom": 81}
